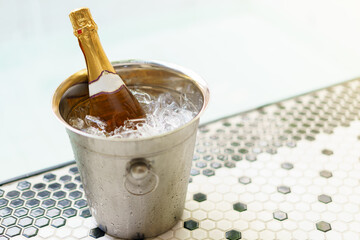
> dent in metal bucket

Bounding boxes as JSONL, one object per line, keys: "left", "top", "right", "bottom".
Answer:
{"left": 52, "top": 60, "right": 209, "bottom": 239}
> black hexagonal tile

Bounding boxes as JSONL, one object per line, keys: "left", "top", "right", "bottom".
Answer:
{"left": 238, "top": 149, "right": 248, "bottom": 154}
{"left": 89, "top": 227, "right": 105, "bottom": 238}
{"left": 80, "top": 208, "right": 91, "bottom": 218}
{"left": 322, "top": 149, "right": 333, "bottom": 156}
{"left": 74, "top": 176, "right": 81, "bottom": 183}
{"left": 1, "top": 216, "right": 17, "bottom": 227}
{"left": 226, "top": 230, "right": 241, "bottom": 240}
{"left": 30, "top": 207, "right": 45, "bottom": 218}
{"left": 231, "top": 155, "right": 242, "bottom": 161}
{"left": 57, "top": 199, "right": 71, "bottom": 209}
{"left": 59, "top": 175, "right": 72, "bottom": 183}
{"left": 69, "top": 167, "right": 79, "bottom": 175}
{"left": 37, "top": 190, "right": 51, "bottom": 199}
{"left": 17, "top": 181, "right": 31, "bottom": 191}
{"left": 64, "top": 183, "right": 77, "bottom": 191}
{"left": 18, "top": 217, "right": 33, "bottom": 227}
{"left": 26, "top": 199, "right": 40, "bottom": 208}
{"left": 46, "top": 208, "right": 61, "bottom": 218}
{"left": 190, "top": 169, "right": 200, "bottom": 176}
{"left": 5, "top": 190, "right": 20, "bottom": 199}
{"left": 63, "top": 208, "right": 77, "bottom": 218}
{"left": 203, "top": 155, "right": 214, "bottom": 161}
{"left": 184, "top": 219, "right": 199, "bottom": 230}
{"left": 195, "top": 161, "right": 207, "bottom": 168}
{"left": 23, "top": 226, "right": 38, "bottom": 238}
{"left": 225, "top": 161, "right": 236, "bottom": 168}
{"left": 292, "top": 135, "right": 301, "bottom": 141}
{"left": 233, "top": 202, "right": 247, "bottom": 212}
{"left": 42, "top": 199, "right": 56, "bottom": 209}
{"left": 21, "top": 190, "right": 35, "bottom": 200}
{"left": 193, "top": 193, "right": 207, "bottom": 202}
{"left": 318, "top": 194, "right": 332, "bottom": 204}
{"left": 217, "top": 155, "right": 228, "bottom": 161}
{"left": 305, "top": 135, "right": 315, "bottom": 141}
{"left": 5, "top": 226, "right": 21, "bottom": 237}
{"left": 74, "top": 199, "right": 87, "bottom": 209}
{"left": 0, "top": 198, "right": 8, "bottom": 208}
{"left": 53, "top": 191, "right": 66, "bottom": 200}
{"left": 223, "top": 122, "right": 231, "bottom": 127}
{"left": 203, "top": 169, "right": 215, "bottom": 177}
{"left": 273, "top": 211, "right": 288, "bottom": 221}
{"left": 0, "top": 207, "right": 13, "bottom": 217}
{"left": 196, "top": 147, "right": 207, "bottom": 154}
{"left": 225, "top": 148, "right": 234, "bottom": 154}
{"left": 33, "top": 183, "right": 46, "bottom": 191}
{"left": 320, "top": 170, "right": 333, "bottom": 178}
{"left": 51, "top": 217, "right": 66, "bottom": 228}
{"left": 281, "top": 162, "right": 294, "bottom": 170}
{"left": 69, "top": 191, "right": 82, "bottom": 200}
{"left": 238, "top": 176, "right": 251, "bottom": 185}
{"left": 10, "top": 198, "right": 24, "bottom": 208}
{"left": 316, "top": 221, "right": 332, "bottom": 232}
{"left": 277, "top": 185, "right": 291, "bottom": 194}
{"left": 14, "top": 207, "right": 28, "bottom": 217}
{"left": 48, "top": 183, "right": 61, "bottom": 192}
{"left": 210, "top": 162, "right": 222, "bottom": 169}
{"left": 34, "top": 217, "right": 50, "bottom": 228}
{"left": 43, "top": 173, "right": 56, "bottom": 182}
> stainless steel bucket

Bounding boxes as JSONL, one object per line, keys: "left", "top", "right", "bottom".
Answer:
{"left": 52, "top": 60, "right": 210, "bottom": 239}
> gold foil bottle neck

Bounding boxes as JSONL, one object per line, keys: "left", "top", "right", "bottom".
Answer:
{"left": 69, "top": 7, "right": 98, "bottom": 37}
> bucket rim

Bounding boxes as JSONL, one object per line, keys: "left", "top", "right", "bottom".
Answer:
{"left": 52, "top": 59, "right": 210, "bottom": 142}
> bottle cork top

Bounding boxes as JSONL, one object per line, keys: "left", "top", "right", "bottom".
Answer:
{"left": 69, "top": 7, "right": 98, "bottom": 37}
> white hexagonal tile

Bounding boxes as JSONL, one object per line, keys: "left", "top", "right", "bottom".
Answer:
{"left": 242, "top": 229, "right": 259, "bottom": 239}
{"left": 266, "top": 220, "right": 282, "bottom": 232}
{"left": 233, "top": 219, "right": 249, "bottom": 231}
{"left": 208, "top": 210, "right": 224, "bottom": 221}
{"left": 72, "top": 227, "right": 89, "bottom": 239}
{"left": 216, "top": 219, "right": 232, "bottom": 231}
{"left": 174, "top": 228, "right": 190, "bottom": 239}
{"left": 208, "top": 229, "right": 224, "bottom": 240}
{"left": 250, "top": 220, "right": 266, "bottom": 231}
{"left": 216, "top": 201, "right": 232, "bottom": 212}
{"left": 181, "top": 209, "right": 191, "bottom": 220}
{"left": 55, "top": 227, "right": 72, "bottom": 238}
{"left": 259, "top": 230, "right": 276, "bottom": 239}
{"left": 191, "top": 228, "right": 207, "bottom": 240}
{"left": 192, "top": 210, "right": 207, "bottom": 221}
{"left": 185, "top": 201, "right": 199, "bottom": 211}
{"left": 207, "top": 192, "right": 223, "bottom": 203}
{"left": 199, "top": 219, "right": 216, "bottom": 231}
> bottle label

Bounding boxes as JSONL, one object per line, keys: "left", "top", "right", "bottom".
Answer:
{"left": 89, "top": 70, "right": 125, "bottom": 98}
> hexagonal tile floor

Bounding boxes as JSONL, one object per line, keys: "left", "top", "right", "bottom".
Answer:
{"left": 1, "top": 80, "right": 360, "bottom": 239}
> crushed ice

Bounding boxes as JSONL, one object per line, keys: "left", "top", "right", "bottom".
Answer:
{"left": 68, "top": 89, "right": 199, "bottom": 138}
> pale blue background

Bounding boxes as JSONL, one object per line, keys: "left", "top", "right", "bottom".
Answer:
{"left": 1, "top": 0, "right": 360, "bottom": 181}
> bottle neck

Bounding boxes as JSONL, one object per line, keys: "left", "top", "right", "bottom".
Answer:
{"left": 77, "top": 29, "right": 115, "bottom": 82}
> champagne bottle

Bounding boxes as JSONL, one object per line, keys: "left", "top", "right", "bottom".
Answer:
{"left": 69, "top": 8, "right": 145, "bottom": 132}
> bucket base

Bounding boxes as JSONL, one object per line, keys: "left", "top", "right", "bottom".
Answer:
{"left": 103, "top": 216, "right": 181, "bottom": 239}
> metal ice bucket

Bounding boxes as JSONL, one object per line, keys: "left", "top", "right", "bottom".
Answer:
{"left": 52, "top": 60, "right": 209, "bottom": 239}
